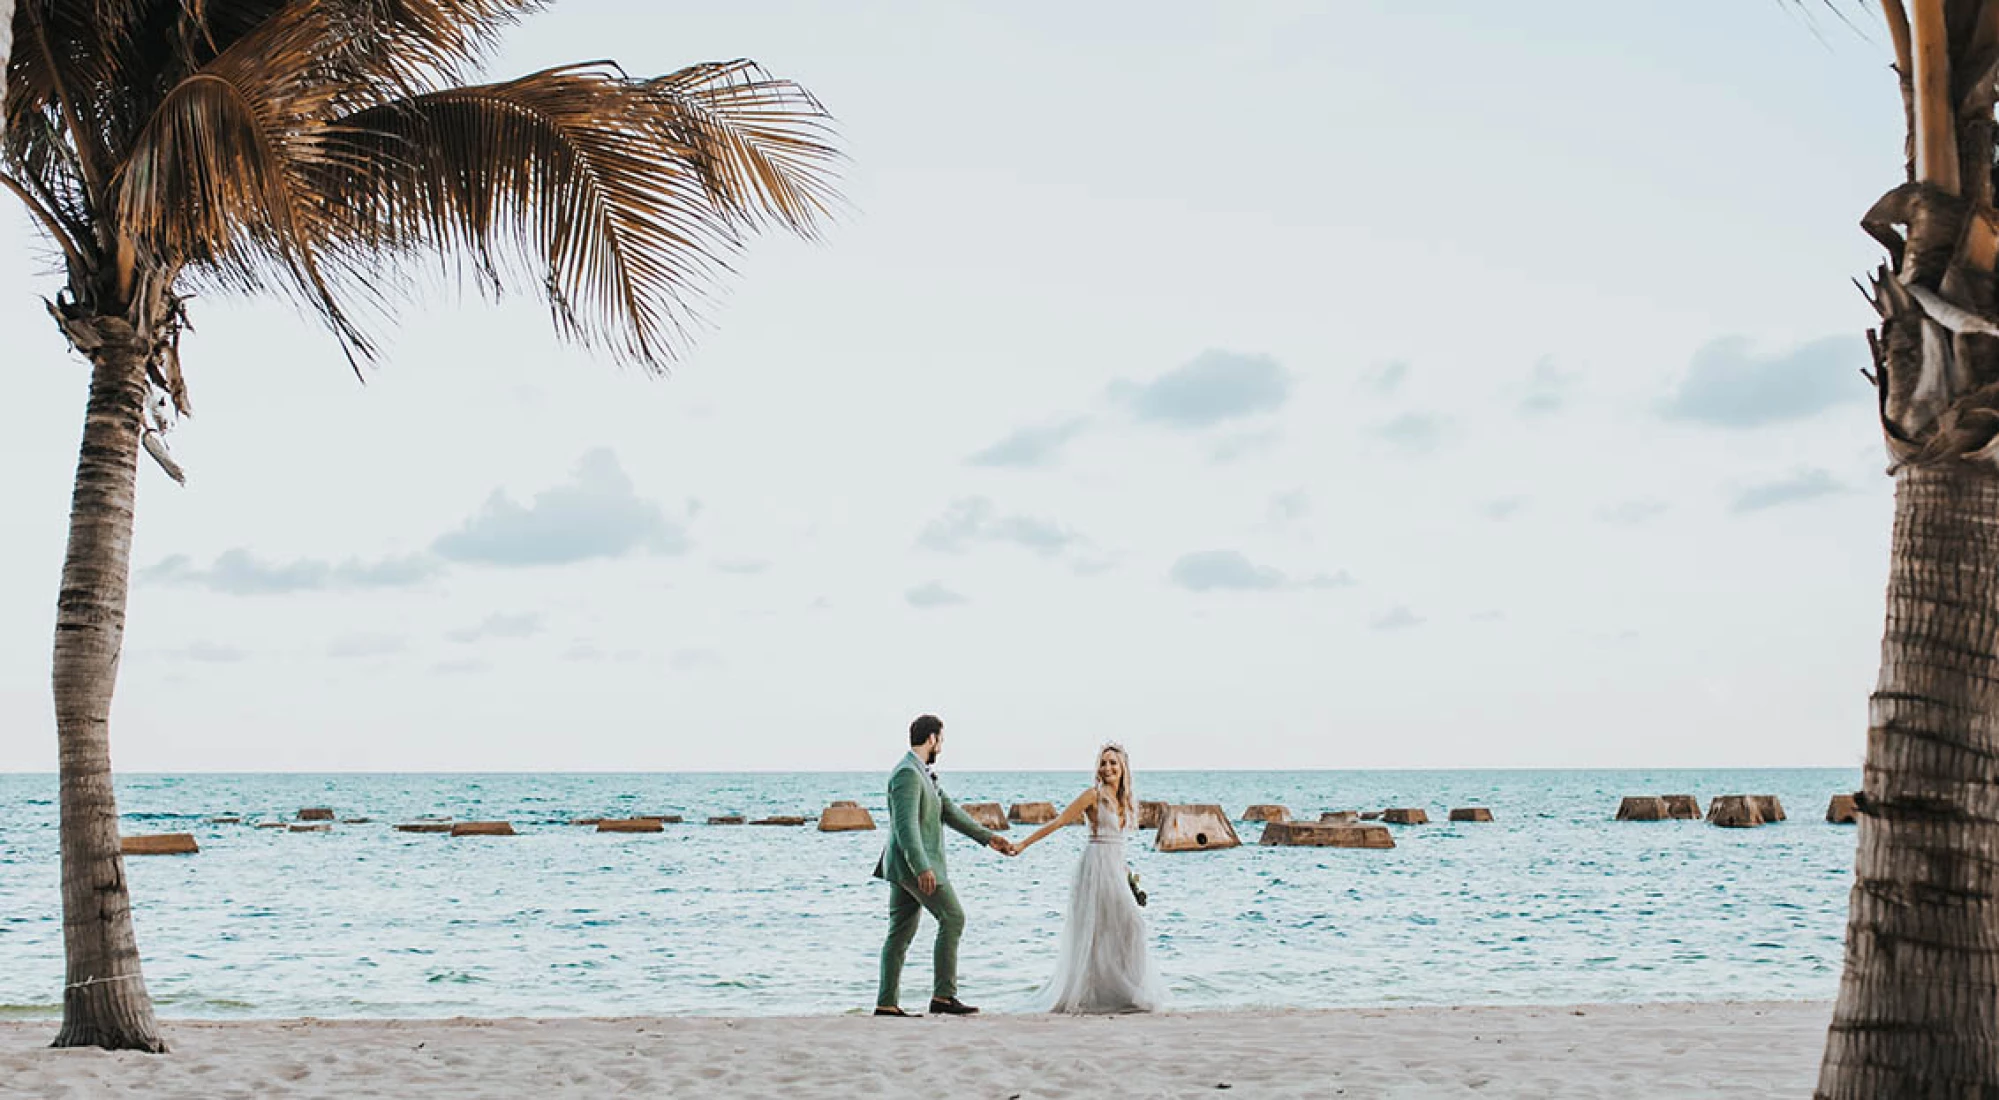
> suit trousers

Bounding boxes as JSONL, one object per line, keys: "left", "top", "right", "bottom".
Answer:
{"left": 877, "top": 877, "right": 965, "bottom": 1006}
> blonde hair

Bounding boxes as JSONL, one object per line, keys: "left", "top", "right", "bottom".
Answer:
{"left": 1096, "top": 743, "right": 1138, "bottom": 829}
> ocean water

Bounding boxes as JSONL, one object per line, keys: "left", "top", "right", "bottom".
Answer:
{"left": 0, "top": 769, "right": 1858, "bottom": 1019}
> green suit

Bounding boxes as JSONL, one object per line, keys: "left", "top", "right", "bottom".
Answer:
{"left": 874, "top": 751, "right": 995, "bottom": 1007}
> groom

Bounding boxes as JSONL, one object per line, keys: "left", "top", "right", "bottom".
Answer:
{"left": 874, "top": 714, "right": 1015, "bottom": 1017}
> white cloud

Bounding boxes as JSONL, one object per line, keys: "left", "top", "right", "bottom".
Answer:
{"left": 445, "top": 613, "right": 545, "bottom": 644}
{"left": 1110, "top": 350, "right": 1291, "bottom": 429}
{"left": 143, "top": 550, "right": 441, "bottom": 595}
{"left": 906, "top": 582, "right": 969, "bottom": 609}
{"left": 966, "top": 418, "right": 1091, "bottom": 468}
{"left": 1660, "top": 336, "right": 1868, "bottom": 427}
{"left": 432, "top": 449, "right": 688, "bottom": 567}
{"left": 918, "top": 497, "right": 1080, "bottom": 556}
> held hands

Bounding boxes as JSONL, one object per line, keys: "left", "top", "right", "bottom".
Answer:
{"left": 989, "top": 836, "right": 1019, "bottom": 857}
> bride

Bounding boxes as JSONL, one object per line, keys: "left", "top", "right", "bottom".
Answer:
{"left": 1012, "top": 743, "right": 1168, "bottom": 1014}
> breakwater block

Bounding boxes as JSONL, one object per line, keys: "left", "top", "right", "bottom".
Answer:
{"left": 959, "top": 802, "right": 1010, "bottom": 831}
{"left": 1320, "top": 810, "right": 1359, "bottom": 823}
{"left": 1243, "top": 804, "right": 1291, "bottom": 823}
{"left": 289, "top": 823, "right": 331, "bottom": 833}
{"left": 1140, "top": 801, "right": 1169, "bottom": 829}
{"left": 1261, "top": 821, "right": 1394, "bottom": 849}
{"left": 1449, "top": 807, "right": 1494, "bottom": 822}
{"left": 395, "top": 822, "right": 453, "bottom": 834}
{"left": 1010, "top": 802, "right": 1058, "bottom": 825}
{"left": 640, "top": 814, "right": 684, "bottom": 824}
{"left": 1707, "top": 795, "right": 1765, "bottom": 828}
{"left": 1662, "top": 795, "right": 1700, "bottom": 819}
{"left": 298, "top": 808, "right": 335, "bottom": 821}
{"left": 209, "top": 815, "right": 243, "bottom": 825}
{"left": 1616, "top": 796, "right": 1668, "bottom": 821}
{"left": 598, "top": 818, "right": 663, "bottom": 833}
{"left": 708, "top": 815, "right": 746, "bottom": 826}
{"left": 1827, "top": 794, "right": 1860, "bottom": 824}
{"left": 1382, "top": 808, "right": 1429, "bottom": 825}
{"left": 1155, "top": 805, "right": 1242, "bottom": 852}
{"left": 340, "top": 817, "right": 372, "bottom": 825}
{"left": 569, "top": 818, "right": 603, "bottom": 826}
{"left": 450, "top": 821, "right": 515, "bottom": 837}
{"left": 1753, "top": 795, "right": 1786, "bottom": 822}
{"left": 1359, "top": 811, "right": 1383, "bottom": 821}
{"left": 752, "top": 816, "right": 807, "bottom": 826}
{"left": 818, "top": 804, "right": 876, "bottom": 832}
{"left": 255, "top": 821, "right": 286, "bottom": 829}
{"left": 121, "top": 833, "right": 198, "bottom": 856}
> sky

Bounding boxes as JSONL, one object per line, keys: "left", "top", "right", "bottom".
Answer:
{"left": 0, "top": 1, "right": 1907, "bottom": 772}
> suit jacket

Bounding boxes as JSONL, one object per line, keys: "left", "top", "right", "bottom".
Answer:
{"left": 872, "top": 751, "right": 994, "bottom": 886}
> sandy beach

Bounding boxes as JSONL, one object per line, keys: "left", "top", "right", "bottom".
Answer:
{"left": 0, "top": 1001, "right": 1827, "bottom": 1098}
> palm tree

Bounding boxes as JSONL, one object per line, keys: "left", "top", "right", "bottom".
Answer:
{"left": 3, "top": 0, "right": 837, "bottom": 1052}
{"left": 1817, "top": 1, "right": 1999, "bottom": 1095}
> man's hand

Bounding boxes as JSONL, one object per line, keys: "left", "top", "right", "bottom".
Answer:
{"left": 916, "top": 870, "right": 937, "bottom": 896}
{"left": 990, "top": 837, "right": 1018, "bottom": 857}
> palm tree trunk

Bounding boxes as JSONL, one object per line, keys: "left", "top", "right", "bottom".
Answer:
{"left": 1817, "top": 463, "right": 1999, "bottom": 1096}
{"left": 50, "top": 316, "right": 165, "bottom": 1052}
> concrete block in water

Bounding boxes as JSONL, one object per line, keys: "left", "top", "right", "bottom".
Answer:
{"left": 1320, "top": 811, "right": 1359, "bottom": 823}
{"left": 1706, "top": 795, "right": 1765, "bottom": 829}
{"left": 1662, "top": 795, "right": 1701, "bottom": 819}
{"left": 122, "top": 833, "right": 198, "bottom": 855}
{"left": 1009, "top": 802, "right": 1058, "bottom": 825}
{"left": 450, "top": 821, "right": 515, "bottom": 837}
{"left": 1448, "top": 807, "right": 1494, "bottom": 822}
{"left": 818, "top": 804, "right": 877, "bottom": 832}
{"left": 960, "top": 802, "right": 1010, "bottom": 831}
{"left": 1616, "top": 796, "right": 1668, "bottom": 821}
{"left": 1139, "top": 801, "right": 1170, "bottom": 829}
{"left": 598, "top": 818, "right": 663, "bottom": 833}
{"left": 707, "top": 816, "right": 746, "bottom": 826}
{"left": 395, "top": 821, "right": 454, "bottom": 834}
{"left": 1155, "top": 805, "right": 1241, "bottom": 852}
{"left": 752, "top": 816, "right": 807, "bottom": 826}
{"left": 1752, "top": 795, "right": 1786, "bottom": 822}
{"left": 1242, "top": 804, "right": 1291, "bottom": 823}
{"left": 1260, "top": 821, "right": 1394, "bottom": 849}
{"left": 288, "top": 823, "right": 331, "bottom": 833}
{"left": 1382, "top": 808, "right": 1429, "bottom": 825}
{"left": 1827, "top": 793, "right": 1859, "bottom": 824}
{"left": 298, "top": 808, "right": 335, "bottom": 821}
{"left": 569, "top": 818, "right": 604, "bottom": 827}
{"left": 208, "top": 815, "right": 243, "bottom": 825}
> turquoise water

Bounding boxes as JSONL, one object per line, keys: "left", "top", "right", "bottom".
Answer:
{"left": 0, "top": 769, "right": 1858, "bottom": 1018}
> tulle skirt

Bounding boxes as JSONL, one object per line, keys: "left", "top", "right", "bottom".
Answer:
{"left": 1027, "top": 839, "right": 1168, "bottom": 1014}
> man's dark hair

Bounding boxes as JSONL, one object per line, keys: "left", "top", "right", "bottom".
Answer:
{"left": 909, "top": 714, "right": 943, "bottom": 746}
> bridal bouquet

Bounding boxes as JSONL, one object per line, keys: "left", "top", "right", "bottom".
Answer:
{"left": 1127, "top": 868, "right": 1148, "bottom": 907}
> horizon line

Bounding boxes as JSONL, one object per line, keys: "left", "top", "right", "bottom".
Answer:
{"left": 0, "top": 764, "right": 1864, "bottom": 776}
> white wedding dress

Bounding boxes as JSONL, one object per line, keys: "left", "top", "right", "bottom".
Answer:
{"left": 1027, "top": 789, "right": 1169, "bottom": 1014}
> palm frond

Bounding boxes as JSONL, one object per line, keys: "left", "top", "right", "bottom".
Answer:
{"left": 115, "top": 0, "right": 371, "bottom": 348}
{"left": 7, "top": 0, "right": 843, "bottom": 369}
{"left": 311, "top": 62, "right": 841, "bottom": 367}
{"left": 172, "top": 0, "right": 544, "bottom": 97}
{"left": 644, "top": 60, "right": 844, "bottom": 236}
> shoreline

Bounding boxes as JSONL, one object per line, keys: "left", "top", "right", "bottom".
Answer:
{"left": 2, "top": 1001, "right": 1831, "bottom": 1097}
